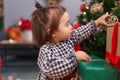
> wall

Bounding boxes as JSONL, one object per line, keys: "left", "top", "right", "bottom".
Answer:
{"left": 3, "top": 0, "right": 86, "bottom": 28}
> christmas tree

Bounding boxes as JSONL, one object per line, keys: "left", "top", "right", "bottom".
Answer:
{"left": 78, "top": 0, "right": 120, "bottom": 59}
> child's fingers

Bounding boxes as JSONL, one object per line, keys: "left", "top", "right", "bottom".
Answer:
{"left": 86, "top": 56, "right": 91, "bottom": 61}
{"left": 83, "top": 54, "right": 91, "bottom": 61}
{"left": 103, "top": 21, "right": 109, "bottom": 26}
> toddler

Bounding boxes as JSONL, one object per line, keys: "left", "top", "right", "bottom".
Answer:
{"left": 31, "top": 2, "right": 110, "bottom": 80}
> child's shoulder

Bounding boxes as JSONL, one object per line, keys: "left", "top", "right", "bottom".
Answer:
{"left": 40, "top": 43, "right": 53, "bottom": 51}
{"left": 39, "top": 43, "right": 54, "bottom": 55}
{"left": 40, "top": 44, "right": 50, "bottom": 49}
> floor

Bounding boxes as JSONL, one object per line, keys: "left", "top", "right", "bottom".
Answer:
{"left": 0, "top": 56, "right": 39, "bottom": 80}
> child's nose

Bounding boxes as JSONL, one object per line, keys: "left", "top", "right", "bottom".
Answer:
{"left": 69, "top": 24, "right": 73, "bottom": 30}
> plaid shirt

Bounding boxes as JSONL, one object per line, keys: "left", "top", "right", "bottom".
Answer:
{"left": 37, "top": 21, "right": 97, "bottom": 80}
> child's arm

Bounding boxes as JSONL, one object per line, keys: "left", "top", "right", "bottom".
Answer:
{"left": 71, "top": 14, "right": 110, "bottom": 44}
{"left": 71, "top": 21, "right": 97, "bottom": 44}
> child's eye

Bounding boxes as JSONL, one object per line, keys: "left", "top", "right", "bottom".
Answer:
{"left": 66, "top": 23, "right": 70, "bottom": 27}
{"left": 66, "top": 24, "right": 69, "bottom": 26}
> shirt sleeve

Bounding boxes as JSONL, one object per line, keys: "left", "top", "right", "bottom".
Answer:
{"left": 37, "top": 48, "right": 77, "bottom": 79}
{"left": 71, "top": 21, "right": 97, "bottom": 44}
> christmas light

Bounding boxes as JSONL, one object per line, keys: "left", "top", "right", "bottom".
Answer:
{"left": 83, "top": 12, "right": 87, "bottom": 15}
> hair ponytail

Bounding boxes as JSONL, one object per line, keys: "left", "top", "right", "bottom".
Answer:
{"left": 35, "top": 1, "right": 43, "bottom": 10}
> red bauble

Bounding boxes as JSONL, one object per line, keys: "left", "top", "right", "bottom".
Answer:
{"left": 18, "top": 17, "right": 32, "bottom": 31}
{"left": 80, "top": 3, "right": 86, "bottom": 12}
{"left": 73, "top": 23, "right": 80, "bottom": 29}
{"left": 73, "top": 21, "right": 80, "bottom": 29}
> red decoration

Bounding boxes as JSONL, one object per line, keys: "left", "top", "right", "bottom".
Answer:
{"left": 0, "top": 57, "right": 2, "bottom": 68}
{"left": 73, "top": 21, "right": 82, "bottom": 51}
{"left": 80, "top": 3, "right": 86, "bottom": 12}
{"left": 18, "top": 17, "right": 32, "bottom": 31}
{"left": 5, "top": 27, "right": 11, "bottom": 33}
{"left": 0, "top": 73, "right": 2, "bottom": 80}
{"left": 74, "top": 44, "right": 82, "bottom": 51}
{"left": 73, "top": 22, "right": 80, "bottom": 29}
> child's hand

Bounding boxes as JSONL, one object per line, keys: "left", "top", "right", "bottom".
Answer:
{"left": 75, "top": 51, "right": 91, "bottom": 61}
{"left": 95, "top": 14, "right": 110, "bottom": 27}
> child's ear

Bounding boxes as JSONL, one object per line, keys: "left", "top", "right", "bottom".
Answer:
{"left": 47, "top": 28, "right": 56, "bottom": 37}
{"left": 47, "top": 28, "right": 51, "bottom": 35}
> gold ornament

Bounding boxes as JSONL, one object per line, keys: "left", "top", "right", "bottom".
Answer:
{"left": 105, "top": 14, "right": 119, "bottom": 26}
{"left": 115, "top": 0, "right": 120, "bottom": 7}
{"left": 90, "top": 2, "right": 104, "bottom": 13}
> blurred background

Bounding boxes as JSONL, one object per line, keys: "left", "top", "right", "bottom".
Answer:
{"left": 0, "top": 0, "right": 120, "bottom": 80}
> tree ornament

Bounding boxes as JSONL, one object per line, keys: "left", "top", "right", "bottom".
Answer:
{"left": 83, "top": 18, "right": 87, "bottom": 22}
{"left": 115, "top": 0, "right": 120, "bottom": 7}
{"left": 80, "top": 3, "right": 86, "bottom": 12}
{"left": 0, "top": 56, "right": 2, "bottom": 68}
{"left": 73, "top": 21, "right": 80, "bottom": 29}
{"left": 80, "top": 0, "right": 89, "bottom": 12}
{"left": 105, "top": 14, "right": 119, "bottom": 26}
{"left": 90, "top": 2, "right": 104, "bottom": 13}
{"left": 85, "top": 0, "right": 89, "bottom": 9}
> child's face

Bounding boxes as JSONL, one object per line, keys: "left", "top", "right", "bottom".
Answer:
{"left": 53, "top": 11, "right": 73, "bottom": 43}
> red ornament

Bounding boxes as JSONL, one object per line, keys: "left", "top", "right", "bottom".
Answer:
{"left": 80, "top": 3, "right": 86, "bottom": 12}
{"left": 72, "top": 22, "right": 82, "bottom": 51}
{"left": 18, "top": 17, "right": 32, "bottom": 31}
{"left": 5, "top": 27, "right": 11, "bottom": 33}
{"left": 0, "top": 73, "right": 2, "bottom": 80}
{"left": 0, "top": 57, "right": 2, "bottom": 68}
{"left": 73, "top": 22, "right": 80, "bottom": 29}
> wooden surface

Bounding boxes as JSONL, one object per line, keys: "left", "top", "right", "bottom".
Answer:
{"left": 0, "top": 40, "right": 36, "bottom": 45}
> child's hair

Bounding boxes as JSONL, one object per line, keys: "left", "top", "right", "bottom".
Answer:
{"left": 31, "top": 2, "right": 66, "bottom": 47}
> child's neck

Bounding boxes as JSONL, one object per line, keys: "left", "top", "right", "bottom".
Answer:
{"left": 52, "top": 37, "right": 60, "bottom": 44}
{"left": 48, "top": 41, "right": 60, "bottom": 45}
